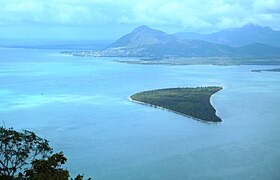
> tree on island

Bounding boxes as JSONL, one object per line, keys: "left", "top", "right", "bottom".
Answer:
{"left": 0, "top": 126, "right": 90, "bottom": 180}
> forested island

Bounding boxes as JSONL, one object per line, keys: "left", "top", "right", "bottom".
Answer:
{"left": 130, "top": 86, "right": 223, "bottom": 123}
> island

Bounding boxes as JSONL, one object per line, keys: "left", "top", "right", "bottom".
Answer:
{"left": 130, "top": 86, "right": 223, "bottom": 123}
{"left": 61, "top": 25, "right": 280, "bottom": 65}
{"left": 252, "top": 67, "right": 280, "bottom": 72}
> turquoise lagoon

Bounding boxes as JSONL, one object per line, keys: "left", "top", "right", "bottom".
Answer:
{"left": 0, "top": 48, "right": 280, "bottom": 179}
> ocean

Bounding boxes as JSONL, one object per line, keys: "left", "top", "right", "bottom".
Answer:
{"left": 0, "top": 47, "right": 279, "bottom": 179}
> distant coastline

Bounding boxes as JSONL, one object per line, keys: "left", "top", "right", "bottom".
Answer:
{"left": 60, "top": 50, "right": 280, "bottom": 66}
{"left": 60, "top": 24, "right": 280, "bottom": 63}
{"left": 252, "top": 67, "right": 280, "bottom": 72}
{"left": 114, "top": 58, "right": 280, "bottom": 66}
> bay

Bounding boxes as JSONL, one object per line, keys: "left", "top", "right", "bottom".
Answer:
{"left": 0, "top": 48, "right": 279, "bottom": 179}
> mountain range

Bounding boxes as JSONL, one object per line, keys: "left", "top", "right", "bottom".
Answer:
{"left": 72, "top": 24, "right": 280, "bottom": 58}
{"left": 175, "top": 24, "right": 280, "bottom": 47}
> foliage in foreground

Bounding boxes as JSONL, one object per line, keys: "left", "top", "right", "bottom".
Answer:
{"left": 0, "top": 126, "right": 90, "bottom": 180}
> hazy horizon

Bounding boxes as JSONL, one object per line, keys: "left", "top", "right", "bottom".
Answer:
{"left": 0, "top": 0, "right": 279, "bottom": 40}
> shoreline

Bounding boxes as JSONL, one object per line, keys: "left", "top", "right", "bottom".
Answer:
{"left": 114, "top": 60, "right": 238, "bottom": 66}
{"left": 128, "top": 94, "right": 223, "bottom": 124}
{"left": 252, "top": 67, "right": 280, "bottom": 73}
{"left": 114, "top": 59, "right": 280, "bottom": 66}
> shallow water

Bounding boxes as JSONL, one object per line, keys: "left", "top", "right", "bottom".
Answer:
{"left": 0, "top": 48, "right": 280, "bottom": 180}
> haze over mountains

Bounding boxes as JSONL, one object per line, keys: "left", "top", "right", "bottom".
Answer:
{"left": 175, "top": 24, "right": 280, "bottom": 47}
{"left": 105, "top": 25, "right": 234, "bottom": 57}
{"left": 92, "top": 24, "right": 280, "bottom": 58}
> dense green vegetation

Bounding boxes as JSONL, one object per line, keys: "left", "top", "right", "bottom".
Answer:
{"left": 0, "top": 127, "right": 90, "bottom": 180}
{"left": 130, "top": 87, "right": 223, "bottom": 123}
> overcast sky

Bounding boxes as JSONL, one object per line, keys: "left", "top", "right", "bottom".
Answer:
{"left": 0, "top": 0, "right": 279, "bottom": 40}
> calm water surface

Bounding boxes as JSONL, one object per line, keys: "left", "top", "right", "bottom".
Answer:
{"left": 0, "top": 48, "right": 280, "bottom": 180}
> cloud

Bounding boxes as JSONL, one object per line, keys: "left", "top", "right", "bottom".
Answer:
{"left": 0, "top": 0, "right": 279, "bottom": 32}
{"left": 253, "top": 0, "right": 280, "bottom": 13}
{"left": 0, "top": 0, "right": 113, "bottom": 25}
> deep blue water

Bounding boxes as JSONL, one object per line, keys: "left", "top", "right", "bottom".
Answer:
{"left": 0, "top": 48, "right": 280, "bottom": 180}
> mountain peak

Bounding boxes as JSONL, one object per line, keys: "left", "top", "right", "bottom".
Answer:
{"left": 134, "top": 25, "right": 151, "bottom": 32}
{"left": 243, "top": 23, "right": 260, "bottom": 28}
{"left": 132, "top": 25, "right": 163, "bottom": 34}
{"left": 175, "top": 23, "right": 280, "bottom": 47}
{"left": 109, "top": 25, "right": 176, "bottom": 48}
{"left": 241, "top": 23, "right": 272, "bottom": 31}
{"left": 99, "top": 25, "right": 280, "bottom": 58}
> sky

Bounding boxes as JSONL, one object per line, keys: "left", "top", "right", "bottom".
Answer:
{"left": 0, "top": 0, "right": 279, "bottom": 40}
